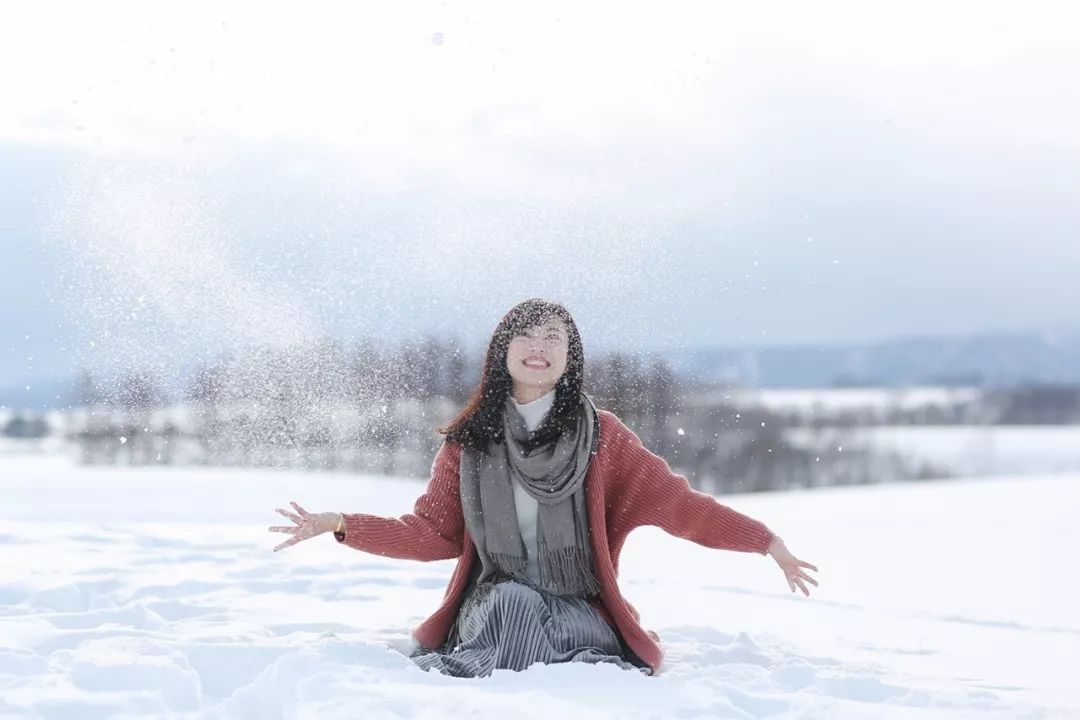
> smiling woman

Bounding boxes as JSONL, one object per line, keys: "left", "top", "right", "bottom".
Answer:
{"left": 269, "top": 298, "right": 818, "bottom": 677}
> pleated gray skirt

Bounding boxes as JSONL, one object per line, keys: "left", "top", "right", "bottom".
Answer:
{"left": 409, "top": 579, "right": 653, "bottom": 677}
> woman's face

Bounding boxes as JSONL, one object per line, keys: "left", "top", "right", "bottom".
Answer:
{"left": 505, "top": 317, "right": 570, "bottom": 394}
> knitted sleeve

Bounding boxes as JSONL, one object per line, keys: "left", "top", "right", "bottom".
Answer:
{"left": 334, "top": 439, "right": 465, "bottom": 561}
{"left": 606, "top": 414, "right": 775, "bottom": 555}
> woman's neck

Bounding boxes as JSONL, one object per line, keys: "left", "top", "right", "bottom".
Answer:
{"left": 511, "top": 384, "right": 555, "bottom": 405}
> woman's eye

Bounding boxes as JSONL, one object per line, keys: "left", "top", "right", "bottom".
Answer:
{"left": 514, "top": 330, "right": 560, "bottom": 341}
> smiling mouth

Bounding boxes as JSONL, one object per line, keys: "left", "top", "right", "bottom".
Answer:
{"left": 522, "top": 359, "right": 550, "bottom": 369}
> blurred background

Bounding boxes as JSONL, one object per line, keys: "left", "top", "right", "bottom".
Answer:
{"left": 3, "top": 1, "right": 1079, "bottom": 492}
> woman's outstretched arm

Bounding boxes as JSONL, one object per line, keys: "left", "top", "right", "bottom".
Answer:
{"left": 605, "top": 413, "right": 775, "bottom": 554}
{"left": 604, "top": 413, "right": 818, "bottom": 594}
{"left": 269, "top": 440, "right": 465, "bottom": 562}
{"left": 335, "top": 440, "right": 465, "bottom": 561}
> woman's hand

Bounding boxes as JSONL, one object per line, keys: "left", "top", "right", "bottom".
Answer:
{"left": 767, "top": 536, "right": 819, "bottom": 596}
{"left": 268, "top": 501, "right": 343, "bottom": 552}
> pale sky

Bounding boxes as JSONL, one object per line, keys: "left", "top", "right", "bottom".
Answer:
{"left": 3, "top": 1, "right": 1080, "bottom": 391}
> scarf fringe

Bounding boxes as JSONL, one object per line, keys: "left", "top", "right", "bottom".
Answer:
{"left": 537, "top": 541, "right": 602, "bottom": 596}
{"left": 490, "top": 551, "right": 528, "bottom": 578}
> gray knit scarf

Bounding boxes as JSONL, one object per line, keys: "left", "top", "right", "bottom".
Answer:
{"left": 459, "top": 390, "right": 601, "bottom": 597}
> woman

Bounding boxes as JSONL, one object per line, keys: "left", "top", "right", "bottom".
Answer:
{"left": 268, "top": 298, "right": 818, "bottom": 677}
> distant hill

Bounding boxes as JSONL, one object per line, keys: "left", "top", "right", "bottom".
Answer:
{"left": 663, "top": 329, "right": 1080, "bottom": 388}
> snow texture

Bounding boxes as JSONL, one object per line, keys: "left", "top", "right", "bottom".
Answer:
{"left": 0, "top": 452, "right": 1073, "bottom": 719}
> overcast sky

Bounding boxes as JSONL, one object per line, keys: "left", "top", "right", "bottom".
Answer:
{"left": 3, "top": 1, "right": 1079, "bottom": 390}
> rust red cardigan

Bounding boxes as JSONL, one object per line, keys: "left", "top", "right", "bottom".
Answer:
{"left": 336, "top": 409, "right": 775, "bottom": 675}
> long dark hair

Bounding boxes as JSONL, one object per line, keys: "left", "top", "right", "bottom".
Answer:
{"left": 439, "top": 298, "right": 585, "bottom": 453}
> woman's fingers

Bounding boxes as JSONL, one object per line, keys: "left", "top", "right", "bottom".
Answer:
{"left": 270, "top": 505, "right": 320, "bottom": 551}
{"left": 276, "top": 508, "right": 303, "bottom": 525}
{"left": 273, "top": 535, "right": 303, "bottom": 552}
{"left": 783, "top": 565, "right": 817, "bottom": 595}
{"left": 776, "top": 553, "right": 818, "bottom": 595}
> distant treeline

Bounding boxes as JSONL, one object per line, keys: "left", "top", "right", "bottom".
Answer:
{"left": 57, "top": 337, "right": 683, "bottom": 479}
{"left": 6, "top": 336, "right": 1080, "bottom": 493}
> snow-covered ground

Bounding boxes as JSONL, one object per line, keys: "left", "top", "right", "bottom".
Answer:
{"left": 0, "top": 452, "right": 1074, "bottom": 719}
{"left": 832, "top": 425, "right": 1080, "bottom": 476}
{"left": 784, "top": 425, "right": 1080, "bottom": 478}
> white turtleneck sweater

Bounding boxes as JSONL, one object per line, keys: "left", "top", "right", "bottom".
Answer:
{"left": 508, "top": 387, "right": 555, "bottom": 582}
